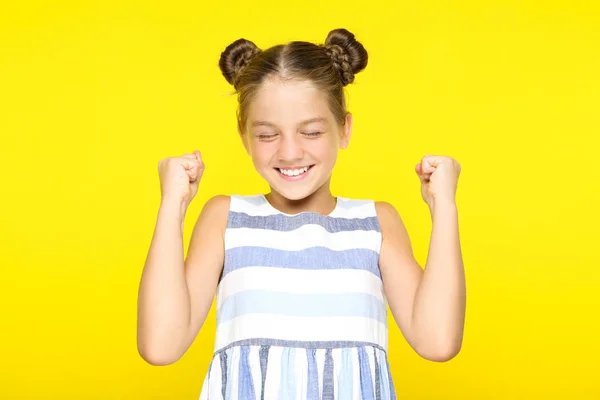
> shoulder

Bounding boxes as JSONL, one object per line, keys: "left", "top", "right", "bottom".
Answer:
{"left": 373, "top": 201, "right": 400, "bottom": 223}
{"left": 374, "top": 201, "right": 399, "bottom": 219}
{"left": 194, "top": 195, "right": 231, "bottom": 232}
{"left": 374, "top": 201, "right": 409, "bottom": 239}
{"left": 197, "top": 193, "right": 264, "bottom": 224}
{"left": 201, "top": 194, "right": 231, "bottom": 215}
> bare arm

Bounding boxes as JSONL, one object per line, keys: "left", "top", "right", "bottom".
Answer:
{"left": 376, "top": 201, "right": 466, "bottom": 362}
{"left": 136, "top": 195, "right": 229, "bottom": 365}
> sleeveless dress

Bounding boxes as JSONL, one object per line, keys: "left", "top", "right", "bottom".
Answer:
{"left": 199, "top": 194, "right": 397, "bottom": 400}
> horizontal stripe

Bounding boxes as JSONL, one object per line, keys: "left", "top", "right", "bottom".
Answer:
{"left": 223, "top": 247, "right": 381, "bottom": 278}
{"left": 214, "top": 339, "right": 387, "bottom": 356}
{"left": 230, "top": 194, "right": 380, "bottom": 220}
{"left": 216, "top": 268, "right": 385, "bottom": 309}
{"left": 225, "top": 225, "right": 381, "bottom": 252}
{"left": 227, "top": 211, "right": 381, "bottom": 233}
{"left": 217, "top": 290, "right": 387, "bottom": 324}
{"left": 214, "top": 314, "right": 388, "bottom": 352}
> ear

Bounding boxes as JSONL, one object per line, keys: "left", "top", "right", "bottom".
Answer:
{"left": 339, "top": 112, "right": 353, "bottom": 149}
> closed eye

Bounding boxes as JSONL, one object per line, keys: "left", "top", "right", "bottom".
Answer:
{"left": 258, "top": 133, "right": 277, "bottom": 140}
{"left": 303, "top": 131, "right": 323, "bottom": 137}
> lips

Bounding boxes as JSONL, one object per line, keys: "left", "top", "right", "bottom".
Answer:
{"left": 275, "top": 165, "right": 315, "bottom": 180}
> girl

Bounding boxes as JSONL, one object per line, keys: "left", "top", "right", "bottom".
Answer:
{"left": 137, "top": 28, "right": 466, "bottom": 400}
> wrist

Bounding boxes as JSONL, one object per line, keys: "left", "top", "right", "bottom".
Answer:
{"left": 428, "top": 197, "right": 457, "bottom": 214}
{"left": 159, "top": 197, "right": 188, "bottom": 222}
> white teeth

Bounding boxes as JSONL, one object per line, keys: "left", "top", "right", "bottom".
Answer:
{"left": 278, "top": 166, "right": 309, "bottom": 176}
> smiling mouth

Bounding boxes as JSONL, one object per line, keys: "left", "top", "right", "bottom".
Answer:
{"left": 275, "top": 165, "right": 315, "bottom": 177}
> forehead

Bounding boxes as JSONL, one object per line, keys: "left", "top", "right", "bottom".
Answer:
{"left": 247, "top": 77, "right": 332, "bottom": 125}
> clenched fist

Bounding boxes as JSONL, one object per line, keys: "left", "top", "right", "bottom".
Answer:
{"left": 158, "top": 150, "right": 205, "bottom": 207}
{"left": 415, "top": 154, "right": 461, "bottom": 208}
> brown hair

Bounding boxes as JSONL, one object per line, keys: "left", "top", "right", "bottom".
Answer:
{"left": 218, "top": 29, "right": 368, "bottom": 133}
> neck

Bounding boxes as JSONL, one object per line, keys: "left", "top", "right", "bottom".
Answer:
{"left": 265, "top": 184, "right": 336, "bottom": 216}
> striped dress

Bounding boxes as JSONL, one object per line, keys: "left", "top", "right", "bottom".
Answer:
{"left": 199, "top": 194, "right": 396, "bottom": 400}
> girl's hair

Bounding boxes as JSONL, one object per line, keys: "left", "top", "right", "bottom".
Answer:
{"left": 218, "top": 29, "right": 368, "bottom": 133}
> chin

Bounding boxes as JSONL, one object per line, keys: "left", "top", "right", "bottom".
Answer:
{"left": 268, "top": 183, "right": 315, "bottom": 201}
{"left": 260, "top": 167, "right": 322, "bottom": 201}
{"left": 280, "top": 188, "right": 315, "bottom": 201}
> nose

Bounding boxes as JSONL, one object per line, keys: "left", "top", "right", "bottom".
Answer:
{"left": 277, "top": 134, "right": 304, "bottom": 162}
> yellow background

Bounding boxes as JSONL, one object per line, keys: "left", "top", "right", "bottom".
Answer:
{"left": 1, "top": 0, "right": 599, "bottom": 398}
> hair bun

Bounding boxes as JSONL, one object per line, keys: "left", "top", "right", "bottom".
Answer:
{"left": 324, "top": 28, "right": 368, "bottom": 86}
{"left": 219, "top": 38, "right": 261, "bottom": 88}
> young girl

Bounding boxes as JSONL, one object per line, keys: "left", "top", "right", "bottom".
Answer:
{"left": 137, "top": 28, "right": 466, "bottom": 400}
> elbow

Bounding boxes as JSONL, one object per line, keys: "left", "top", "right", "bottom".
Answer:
{"left": 414, "top": 335, "right": 463, "bottom": 363}
{"left": 137, "top": 337, "right": 183, "bottom": 366}
{"left": 419, "top": 344, "right": 462, "bottom": 362}
{"left": 138, "top": 349, "right": 180, "bottom": 366}
{"left": 138, "top": 345, "right": 182, "bottom": 366}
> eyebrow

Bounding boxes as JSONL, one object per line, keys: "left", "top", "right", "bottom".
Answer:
{"left": 251, "top": 117, "right": 328, "bottom": 128}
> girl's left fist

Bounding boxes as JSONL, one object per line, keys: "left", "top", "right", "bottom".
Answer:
{"left": 415, "top": 155, "right": 461, "bottom": 207}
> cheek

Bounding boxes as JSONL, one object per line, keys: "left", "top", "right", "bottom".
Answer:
{"left": 309, "top": 138, "right": 338, "bottom": 161}
{"left": 250, "top": 142, "right": 276, "bottom": 166}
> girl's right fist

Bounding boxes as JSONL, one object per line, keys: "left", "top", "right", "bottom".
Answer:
{"left": 158, "top": 150, "right": 205, "bottom": 206}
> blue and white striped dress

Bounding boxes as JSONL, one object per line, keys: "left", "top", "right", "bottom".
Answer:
{"left": 199, "top": 194, "right": 396, "bottom": 399}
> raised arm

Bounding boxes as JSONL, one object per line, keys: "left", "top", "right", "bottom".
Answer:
{"left": 136, "top": 151, "right": 228, "bottom": 365}
{"left": 376, "top": 155, "right": 465, "bottom": 362}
